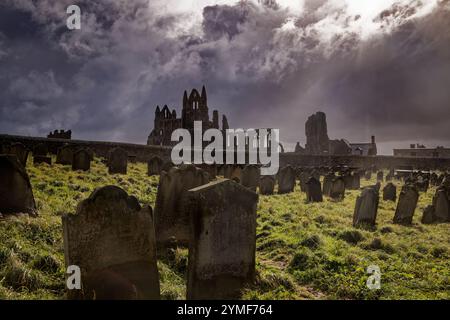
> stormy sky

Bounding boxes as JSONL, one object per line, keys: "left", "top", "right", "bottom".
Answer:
{"left": 0, "top": 0, "right": 449, "bottom": 154}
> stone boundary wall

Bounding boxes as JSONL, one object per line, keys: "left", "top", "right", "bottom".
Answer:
{"left": 1, "top": 134, "right": 449, "bottom": 170}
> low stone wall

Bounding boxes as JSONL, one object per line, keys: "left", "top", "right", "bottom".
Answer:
{"left": 0, "top": 134, "right": 172, "bottom": 163}
{"left": 2, "top": 134, "right": 450, "bottom": 170}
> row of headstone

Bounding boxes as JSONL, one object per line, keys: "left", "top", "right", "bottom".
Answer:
{"left": 63, "top": 175, "right": 258, "bottom": 299}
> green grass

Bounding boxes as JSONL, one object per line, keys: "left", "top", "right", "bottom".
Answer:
{"left": 0, "top": 158, "right": 449, "bottom": 300}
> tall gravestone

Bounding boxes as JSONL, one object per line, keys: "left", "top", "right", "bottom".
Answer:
{"left": 306, "top": 177, "right": 323, "bottom": 202}
{"left": 322, "top": 173, "right": 335, "bottom": 197}
{"left": 330, "top": 177, "right": 345, "bottom": 200}
{"left": 259, "top": 176, "right": 275, "bottom": 195}
{"left": 432, "top": 187, "right": 450, "bottom": 222}
{"left": 351, "top": 173, "right": 361, "bottom": 190}
{"left": 108, "top": 148, "right": 128, "bottom": 174}
{"left": 186, "top": 179, "right": 258, "bottom": 300}
{"left": 147, "top": 156, "right": 163, "bottom": 176}
{"left": 62, "top": 186, "right": 160, "bottom": 300}
{"left": 0, "top": 155, "right": 37, "bottom": 217}
{"left": 278, "top": 165, "right": 296, "bottom": 194}
{"left": 9, "top": 143, "right": 29, "bottom": 167}
{"left": 241, "top": 165, "right": 260, "bottom": 192}
{"left": 72, "top": 149, "right": 91, "bottom": 171}
{"left": 383, "top": 183, "right": 397, "bottom": 201}
{"left": 56, "top": 145, "right": 73, "bottom": 165}
{"left": 353, "top": 186, "right": 379, "bottom": 227}
{"left": 393, "top": 185, "right": 419, "bottom": 225}
{"left": 154, "top": 165, "right": 210, "bottom": 247}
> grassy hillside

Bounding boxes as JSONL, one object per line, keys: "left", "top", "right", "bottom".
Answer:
{"left": 0, "top": 157, "right": 448, "bottom": 299}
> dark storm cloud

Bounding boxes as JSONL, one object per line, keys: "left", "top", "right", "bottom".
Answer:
{"left": 0, "top": 0, "right": 449, "bottom": 154}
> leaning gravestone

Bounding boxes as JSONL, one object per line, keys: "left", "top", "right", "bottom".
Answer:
{"left": 186, "top": 179, "right": 258, "bottom": 300}
{"left": 432, "top": 187, "right": 450, "bottom": 222}
{"left": 241, "top": 165, "right": 260, "bottom": 192}
{"left": 353, "top": 186, "right": 379, "bottom": 227}
{"left": 62, "top": 186, "right": 160, "bottom": 300}
{"left": 108, "top": 148, "right": 127, "bottom": 174}
{"left": 393, "top": 185, "right": 419, "bottom": 225}
{"left": 306, "top": 177, "right": 323, "bottom": 202}
{"left": 56, "top": 145, "right": 73, "bottom": 165}
{"left": 330, "top": 177, "right": 345, "bottom": 200}
{"left": 9, "top": 143, "right": 29, "bottom": 167}
{"left": 0, "top": 155, "right": 37, "bottom": 216}
{"left": 383, "top": 183, "right": 397, "bottom": 201}
{"left": 72, "top": 149, "right": 91, "bottom": 171}
{"left": 147, "top": 156, "right": 163, "bottom": 176}
{"left": 278, "top": 165, "right": 296, "bottom": 194}
{"left": 259, "top": 176, "right": 275, "bottom": 195}
{"left": 154, "top": 164, "right": 210, "bottom": 247}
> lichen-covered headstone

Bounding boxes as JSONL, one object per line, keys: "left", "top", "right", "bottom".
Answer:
{"left": 353, "top": 186, "right": 379, "bottom": 227}
{"left": 383, "top": 183, "right": 397, "bottom": 201}
{"left": 306, "top": 177, "right": 323, "bottom": 202}
{"left": 330, "top": 177, "right": 345, "bottom": 200}
{"left": 108, "top": 148, "right": 127, "bottom": 174}
{"left": 393, "top": 185, "right": 419, "bottom": 225}
{"left": 62, "top": 186, "right": 160, "bottom": 300}
{"left": 154, "top": 164, "right": 210, "bottom": 246}
{"left": 0, "top": 155, "right": 37, "bottom": 216}
{"left": 56, "top": 145, "right": 73, "bottom": 165}
{"left": 186, "top": 179, "right": 258, "bottom": 300}
{"left": 277, "top": 165, "right": 296, "bottom": 194}
{"left": 72, "top": 149, "right": 91, "bottom": 171}
{"left": 259, "top": 176, "right": 275, "bottom": 195}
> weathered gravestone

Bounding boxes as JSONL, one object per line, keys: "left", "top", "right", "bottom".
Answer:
{"left": 377, "top": 171, "right": 384, "bottom": 182}
{"left": 432, "top": 187, "right": 450, "bottom": 222}
{"left": 186, "top": 179, "right": 258, "bottom": 300}
{"left": 72, "top": 149, "right": 91, "bottom": 171}
{"left": 351, "top": 173, "right": 361, "bottom": 190}
{"left": 299, "top": 172, "right": 309, "bottom": 192}
{"left": 306, "top": 177, "right": 323, "bottom": 202}
{"left": 147, "top": 156, "right": 163, "bottom": 176}
{"left": 259, "top": 176, "right": 275, "bottom": 195}
{"left": 33, "top": 155, "right": 52, "bottom": 165}
{"left": 9, "top": 143, "right": 29, "bottom": 167}
{"left": 383, "top": 183, "right": 397, "bottom": 201}
{"left": 108, "top": 148, "right": 127, "bottom": 174}
{"left": 330, "top": 177, "right": 345, "bottom": 200}
{"left": 154, "top": 165, "right": 210, "bottom": 247}
{"left": 353, "top": 187, "right": 379, "bottom": 227}
{"left": 62, "top": 186, "right": 160, "bottom": 300}
{"left": 278, "top": 165, "right": 296, "bottom": 194}
{"left": 0, "top": 155, "right": 37, "bottom": 216}
{"left": 33, "top": 143, "right": 48, "bottom": 156}
{"left": 393, "top": 185, "right": 419, "bottom": 225}
{"left": 421, "top": 205, "right": 436, "bottom": 224}
{"left": 322, "top": 173, "right": 335, "bottom": 196}
{"left": 241, "top": 165, "right": 260, "bottom": 192}
{"left": 56, "top": 145, "right": 73, "bottom": 165}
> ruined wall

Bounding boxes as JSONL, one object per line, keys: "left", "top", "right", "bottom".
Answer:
{"left": 0, "top": 134, "right": 172, "bottom": 163}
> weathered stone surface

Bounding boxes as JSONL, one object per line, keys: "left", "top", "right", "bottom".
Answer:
{"left": 108, "top": 148, "right": 127, "bottom": 174}
{"left": 382, "top": 183, "right": 397, "bottom": 201}
{"left": 322, "top": 173, "right": 335, "bottom": 196}
{"left": 351, "top": 173, "right": 361, "bottom": 190}
{"left": 299, "top": 171, "right": 309, "bottom": 192}
{"left": 62, "top": 186, "right": 160, "bottom": 300}
{"left": 186, "top": 179, "right": 258, "bottom": 300}
{"left": 147, "top": 156, "right": 163, "bottom": 176}
{"left": 241, "top": 165, "right": 260, "bottom": 191}
{"left": 259, "top": 176, "right": 275, "bottom": 195}
{"left": 306, "top": 177, "right": 323, "bottom": 202}
{"left": 154, "top": 164, "right": 210, "bottom": 246}
{"left": 33, "top": 155, "right": 52, "bottom": 165}
{"left": 72, "top": 149, "right": 91, "bottom": 171}
{"left": 56, "top": 145, "right": 73, "bottom": 165}
{"left": 330, "top": 177, "right": 345, "bottom": 200}
{"left": 33, "top": 143, "right": 48, "bottom": 156}
{"left": 377, "top": 171, "right": 384, "bottom": 182}
{"left": 393, "top": 185, "right": 419, "bottom": 225}
{"left": 305, "top": 112, "right": 329, "bottom": 155}
{"left": 278, "top": 165, "right": 296, "bottom": 194}
{"left": 421, "top": 205, "right": 436, "bottom": 224}
{"left": 9, "top": 142, "right": 29, "bottom": 167}
{"left": 432, "top": 187, "right": 450, "bottom": 222}
{"left": 0, "top": 155, "right": 37, "bottom": 216}
{"left": 353, "top": 187, "right": 379, "bottom": 227}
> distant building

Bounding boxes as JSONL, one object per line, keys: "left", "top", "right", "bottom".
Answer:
{"left": 350, "top": 136, "right": 377, "bottom": 156}
{"left": 47, "top": 130, "right": 71, "bottom": 139}
{"left": 393, "top": 145, "right": 450, "bottom": 158}
{"left": 147, "top": 86, "right": 229, "bottom": 146}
